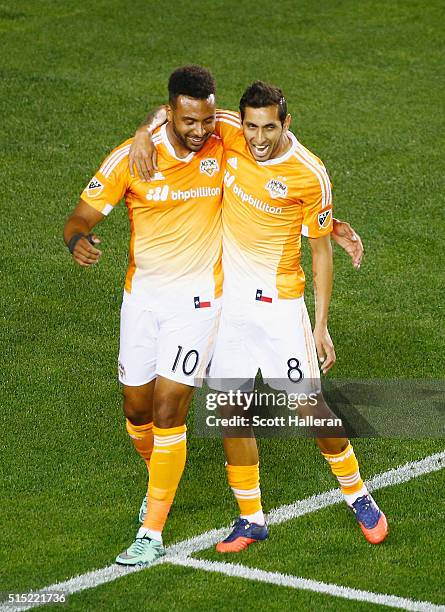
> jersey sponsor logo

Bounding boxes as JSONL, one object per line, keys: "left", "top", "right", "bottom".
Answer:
{"left": 194, "top": 296, "right": 212, "bottom": 309}
{"left": 200, "top": 158, "right": 219, "bottom": 177}
{"left": 146, "top": 185, "right": 169, "bottom": 201}
{"left": 86, "top": 177, "right": 104, "bottom": 198}
{"left": 224, "top": 171, "right": 283, "bottom": 215}
{"left": 146, "top": 185, "right": 221, "bottom": 202}
{"left": 265, "top": 178, "right": 288, "bottom": 199}
{"left": 227, "top": 157, "right": 238, "bottom": 170}
{"left": 318, "top": 209, "right": 332, "bottom": 229}
{"left": 152, "top": 171, "right": 165, "bottom": 181}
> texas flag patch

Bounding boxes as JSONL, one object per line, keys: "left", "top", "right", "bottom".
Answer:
{"left": 256, "top": 289, "right": 273, "bottom": 303}
{"left": 318, "top": 209, "right": 332, "bottom": 229}
{"left": 194, "top": 296, "right": 211, "bottom": 309}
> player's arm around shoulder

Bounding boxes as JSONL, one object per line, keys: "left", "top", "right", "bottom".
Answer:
{"left": 308, "top": 234, "right": 336, "bottom": 374}
{"left": 129, "top": 105, "right": 168, "bottom": 181}
{"left": 63, "top": 199, "right": 104, "bottom": 267}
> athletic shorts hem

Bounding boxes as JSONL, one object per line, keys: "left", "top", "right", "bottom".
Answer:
{"left": 156, "top": 369, "right": 203, "bottom": 388}
{"left": 118, "top": 373, "right": 157, "bottom": 387}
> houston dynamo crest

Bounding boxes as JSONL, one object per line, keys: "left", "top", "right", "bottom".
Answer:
{"left": 265, "top": 178, "right": 288, "bottom": 199}
{"left": 200, "top": 158, "right": 219, "bottom": 177}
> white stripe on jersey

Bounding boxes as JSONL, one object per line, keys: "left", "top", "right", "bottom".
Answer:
{"left": 294, "top": 142, "right": 332, "bottom": 209}
{"left": 100, "top": 144, "right": 130, "bottom": 176}
{"left": 101, "top": 203, "right": 114, "bottom": 216}
{"left": 216, "top": 109, "right": 240, "bottom": 120}
{"left": 99, "top": 146, "right": 126, "bottom": 174}
{"left": 292, "top": 150, "right": 331, "bottom": 210}
{"left": 101, "top": 145, "right": 131, "bottom": 178}
{"left": 292, "top": 151, "right": 326, "bottom": 209}
{"left": 216, "top": 111, "right": 241, "bottom": 123}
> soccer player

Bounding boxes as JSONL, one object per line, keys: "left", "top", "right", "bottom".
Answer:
{"left": 63, "top": 66, "right": 225, "bottom": 566}
{"left": 129, "top": 79, "right": 387, "bottom": 551}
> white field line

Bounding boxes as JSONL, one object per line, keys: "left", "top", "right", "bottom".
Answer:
{"left": 2, "top": 451, "right": 444, "bottom": 612}
{"left": 168, "top": 557, "right": 445, "bottom": 612}
{"left": 168, "top": 450, "right": 445, "bottom": 556}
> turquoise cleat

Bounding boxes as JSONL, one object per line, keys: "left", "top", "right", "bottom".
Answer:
{"left": 116, "top": 533, "right": 165, "bottom": 566}
{"left": 138, "top": 494, "right": 147, "bottom": 524}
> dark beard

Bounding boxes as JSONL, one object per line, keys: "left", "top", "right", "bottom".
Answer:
{"left": 171, "top": 120, "right": 192, "bottom": 151}
{"left": 171, "top": 119, "right": 209, "bottom": 152}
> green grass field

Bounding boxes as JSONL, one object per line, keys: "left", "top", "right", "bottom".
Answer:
{"left": 1, "top": 0, "right": 444, "bottom": 610}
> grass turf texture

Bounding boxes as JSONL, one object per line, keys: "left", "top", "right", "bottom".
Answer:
{"left": 1, "top": 0, "right": 444, "bottom": 609}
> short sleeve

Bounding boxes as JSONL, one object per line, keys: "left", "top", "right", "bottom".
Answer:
{"left": 300, "top": 165, "right": 333, "bottom": 238}
{"left": 214, "top": 109, "right": 242, "bottom": 144}
{"left": 80, "top": 141, "right": 131, "bottom": 216}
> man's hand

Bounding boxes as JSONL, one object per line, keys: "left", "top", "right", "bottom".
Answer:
{"left": 128, "top": 129, "right": 157, "bottom": 181}
{"left": 71, "top": 234, "right": 102, "bottom": 267}
{"left": 313, "top": 325, "right": 336, "bottom": 374}
{"left": 332, "top": 218, "right": 363, "bottom": 269}
{"left": 63, "top": 199, "right": 105, "bottom": 267}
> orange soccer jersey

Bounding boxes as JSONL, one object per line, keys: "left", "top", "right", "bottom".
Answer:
{"left": 81, "top": 124, "right": 224, "bottom": 310}
{"left": 215, "top": 109, "right": 333, "bottom": 301}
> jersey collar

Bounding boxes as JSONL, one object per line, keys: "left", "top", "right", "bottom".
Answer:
{"left": 256, "top": 131, "right": 297, "bottom": 166}
{"left": 161, "top": 124, "right": 195, "bottom": 163}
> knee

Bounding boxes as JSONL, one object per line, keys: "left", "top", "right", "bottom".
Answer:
{"left": 123, "top": 388, "right": 151, "bottom": 425}
{"left": 316, "top": 437, "right": 349, "bottom": 455}
{"left": 154, "top": 391, "right": 185, "bottom": 429}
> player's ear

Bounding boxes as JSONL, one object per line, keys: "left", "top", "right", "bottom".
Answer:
{"left": 166, "top": 105, "right": 173, "bottom": 123}
{"left": 284, "top": 113, "right": 292, "bottom": 130}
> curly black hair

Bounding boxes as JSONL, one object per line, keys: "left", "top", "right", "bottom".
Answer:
{"left": 168, "top": 65, "right": 216, "bottom": 106}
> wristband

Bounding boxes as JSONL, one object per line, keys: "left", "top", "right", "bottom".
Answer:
{"left": 67, "top": 233, "right": 94, "bottom": 254}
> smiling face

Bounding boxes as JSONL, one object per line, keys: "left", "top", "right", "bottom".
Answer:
{"left": 242, "top": 105, "right": 291, "bottom": 162}
{"left": 167, "top": 94, "right": 216, "bottom": 154}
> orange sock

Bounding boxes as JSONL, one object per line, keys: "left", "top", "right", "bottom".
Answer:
{"left": 226, "top": 463, "right": 264, "bottom": 524}
{"left": 143, "top": 424, "right": 187, "bottom": 538}
{"left": 322, "top": 442, "right": 367, "bottom": 504}
{"left": 126, "top": 419, "right": 154, "bottom": 473}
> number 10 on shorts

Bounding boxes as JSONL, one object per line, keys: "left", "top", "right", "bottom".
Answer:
{"left": 172, "top": 345, "right": 200, "bottom": 376}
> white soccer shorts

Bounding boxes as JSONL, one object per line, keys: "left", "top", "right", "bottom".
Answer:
{"left": 208, "top": 295, "right": 321, "bottom": 394}
{"left": 118, "top": 291, "right": 221, "bottom": 387}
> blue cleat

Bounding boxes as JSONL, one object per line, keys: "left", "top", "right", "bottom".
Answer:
{"left": 351, "top": 494, "right": 388, "bottom": 544}
{"left": 216, "top": 518, "right": 268, "bottom": 553}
